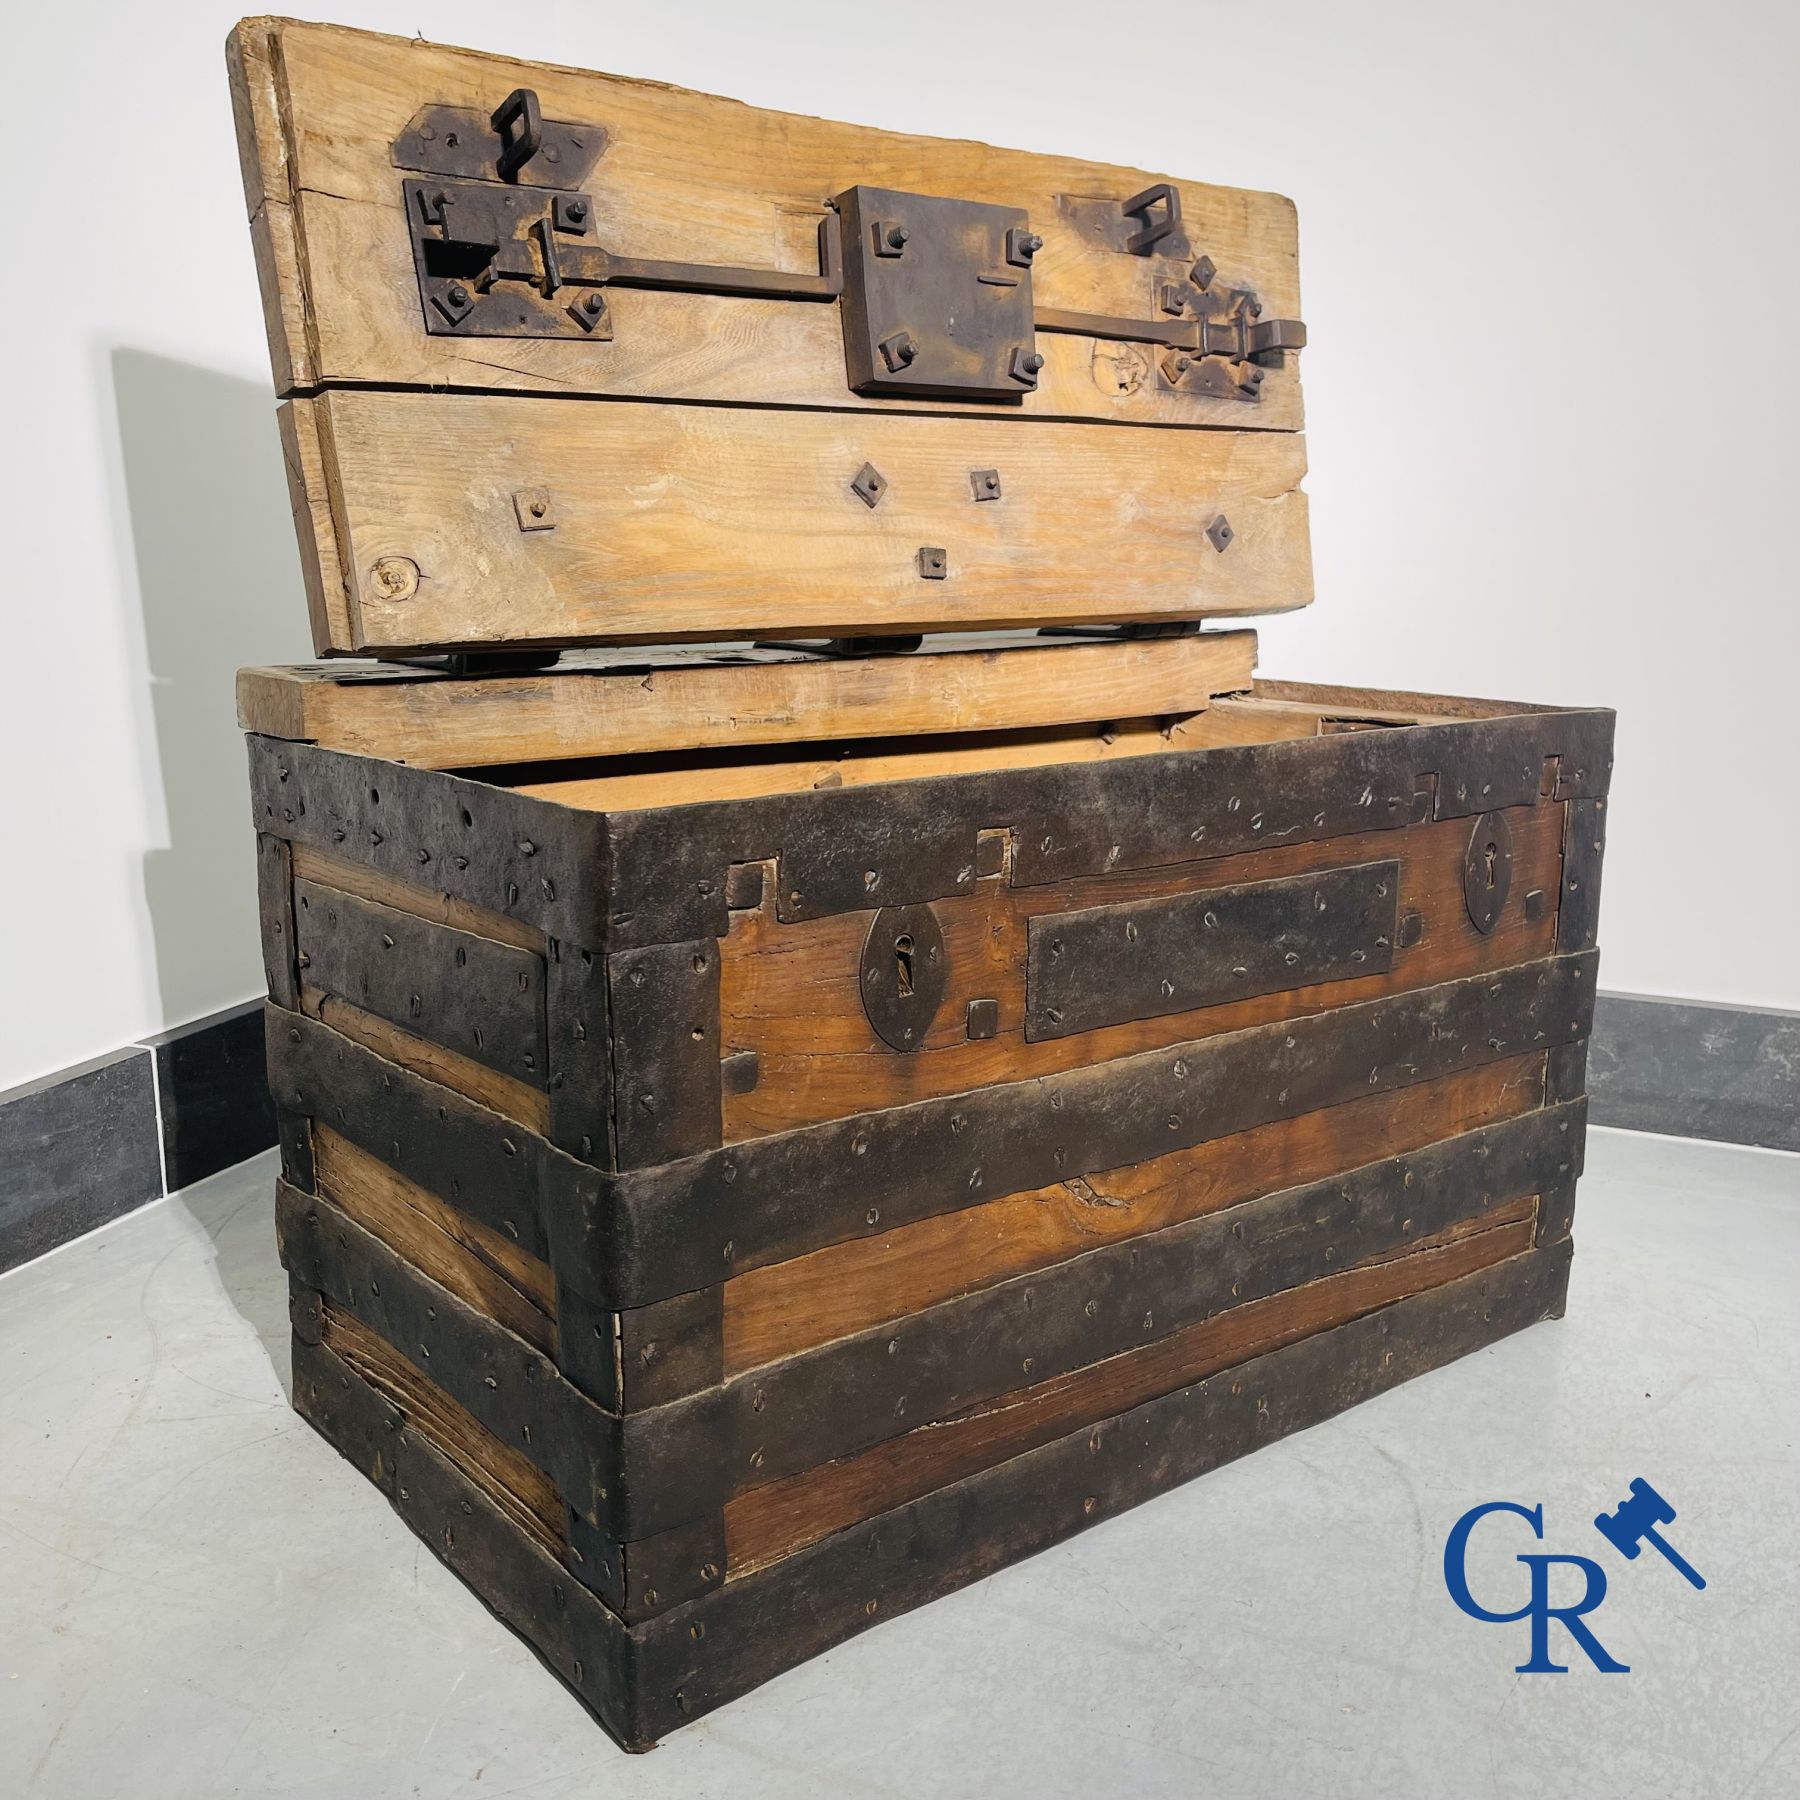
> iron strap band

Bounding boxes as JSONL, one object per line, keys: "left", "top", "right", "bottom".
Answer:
{"left": 293, "top": 877, "right": 550, "bottom": 1088}
{"left": 296, "top": 1241, "right": 1570, "bottom": 1746}
{"left": 278, "top": 1180, "right": 617, "bottom": 1527}
{"left": 604, "top": 1100, "right": 1586, "bottom": 1535}
{"left": 605, "top": 951, "right": 1599, "bottom": 1306}
{"left": 281, "top": 1084, "right": 1581, "bottom": 1541}
{"left": 267, "top": 953, "right": 1598, "bottom": 1314}
{"left": 264, "top": 1002, "right": 605, "bottom": 1270}
{"left": 249, "top": 708, "right": 1614, "bottom": 953}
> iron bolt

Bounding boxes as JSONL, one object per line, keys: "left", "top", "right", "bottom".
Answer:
{"left": 529, "top": 499, "right": 547, "bottom": 518}
{"left": 565, "top": 199, "right": 587, "bottom": 222}
{"left": 1022, "top": 351, "right": 1044, "bottom": 373}
{"left": 985, "top": 473, "right": 999, "bottom": 489}
{"left": 1174, "top": 354, "right": 1192, "bottom": 373}
{"left": 879, "top": 331, "right": 919, "bottom": 370}
{"left": 446, "top": 283, "right": 469, "bottom": 307}
{"left": 584, "top": 292, "right": 604, "bottom": 313}
{"left": 886, "top": 225, "right": 910, "bottom": 249}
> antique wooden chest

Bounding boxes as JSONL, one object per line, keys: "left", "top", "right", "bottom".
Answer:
{"left": 229, "top": 18, "right": 1611, "bottom": 1748}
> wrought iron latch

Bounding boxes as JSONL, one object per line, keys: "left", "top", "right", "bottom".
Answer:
{"left": 401, "top": 178, "right": 842, "bottom": 340}
{"left": 834, "top": 185, "right": 1043, "bottom": 400}
{"left": 1148, "top": 254, "right": 1307, "bottom": 401}
{"left": 392, "top": 90, "right": 1305, "bottom": 404}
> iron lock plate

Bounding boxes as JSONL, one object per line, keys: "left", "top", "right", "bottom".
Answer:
{"left": 1463, "top": 811, "right": 1515, "bottom": 934}
{"left": 834, "top": 186, "right": 1040, "bottom": 402}
{"left": 860, "top": 903, "right": 949, "bottom": 1052}
{"left": 390, "top": 91, "right": 1301, "bottom": 403}
{"left": 391, "top": 92, "right": 608, "bottom": 189}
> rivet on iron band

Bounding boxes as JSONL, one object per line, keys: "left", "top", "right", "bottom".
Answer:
{"left": 1206, "top": 514, "right": 1234, "bottom": 553}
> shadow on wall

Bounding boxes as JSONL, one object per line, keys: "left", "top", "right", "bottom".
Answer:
{"left": 109, "top": 348, "right": 313, "bottom": 1034}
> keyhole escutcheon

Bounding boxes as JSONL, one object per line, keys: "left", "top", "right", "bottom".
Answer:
{"left": 1463, "top": 811, "right": 1514, "bottom": 935}
{"left": 860, "top": 903, "right": 948, "bottom": 1052}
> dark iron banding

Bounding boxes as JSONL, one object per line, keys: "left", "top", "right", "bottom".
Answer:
{"left": 600, "top": 707, "right": 1613, "bottom": 947}
{"left": 256, "top": 833, "right": 301, "bottom": 1010}
{"left": 251, "top": 712, "right": 1611, "bottom": 954}
{"left": 600, "top": 953, "right": 1599, "bottom": 1307}
{"left": 1557, "top": 797, "right": 1607, "bottom": 954}
{"left": 625, "top": 1242, "right": 1572, "bottom": 1738}
{"left": 296, "top": 1244, "right": 1570, "bottom": 1750}
{"left": 615, "top": 1287, "right": 726, "bottom": 1412}
{"left": 1536, "top": 1177, "right": 1578, "bottom": 1246}
{"left": 246, "top": 735, "right": 608, "bottom": 944}
{"left": 607, "top": 1101, "right": 1585, "bottom": 1530}
{"left": 294, "top": 878, "right": 548, "bottom": 1086}
{"left": 608, "top": 941, "right": 723, "bottom": 1168}
{"left": 290, "top": 1332, "right": 636, "bottom": 1731}
{"left": 1025, "top": 859, "right": 1399, "bottom": 1040}
{"left": 545, "top": 936, "right": 614, "bottom": 1164}
{"left": 276, "top": 1106, "right": 315, "bottom": 1193}
{"left": 265, "top": 1002, "right": 589, "bottom": 1264}
{"left": 275, "top": 1071, "right": 1584, "bottom": 1544}
{"left": 567, "top": 1509, "right": 726, "bottom": 1625}
{"left": 1546, "top": 1040, "right": 1588, "bottom": 1105}
{"left": 266, "top": 956, "right": 1596, "bottom": 1320}
{"left": 279, "top": 1183, "right": 617, "bottom": 1526}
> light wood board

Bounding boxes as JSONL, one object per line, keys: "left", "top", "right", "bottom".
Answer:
{"left": 229, "top": 17, "right": 1303, "bottom": 431}
{"left": 713, "top": 801, "right": 1565, "bottom": 1137}
{"left": 228, "top": 19, "right": 1313, "bottom": 653}
{"left": 239, "top": 632, "right": 1257, "bottom": 768}
{"left": 302, "top": 390, "right": 1309, "bottom": 650}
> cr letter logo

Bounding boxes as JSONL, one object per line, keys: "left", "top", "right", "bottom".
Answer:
{"left": 1442, "top": 1501, "right": 1629, "bottom": 1673}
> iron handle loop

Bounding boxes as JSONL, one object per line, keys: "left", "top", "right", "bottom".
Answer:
{"left": 491, "top": 88, "right": 544, "bottom": 181}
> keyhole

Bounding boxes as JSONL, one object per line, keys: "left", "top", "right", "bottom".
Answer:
{"left": 1483, "top": 841, "right": 1499, "bottom": 889}
{"left": 894, "top": 933, "right": 915, "bottom": 997}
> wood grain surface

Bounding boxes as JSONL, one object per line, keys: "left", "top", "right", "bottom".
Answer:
{"left": 305, "top": 390, "right": 1310, "bottom": 650}
{"left": 313, "top": 1125, "right": 556, "bottom": 1348}
{"left": 238, "top": 632, "right": 1258, "bottom": 768}
{"left": 721, "top": 1053, "right": 1546, "bottom": 1373}
{"left": 714, "top": 800, "right": 1564, "bottom": 1137}
{"left": 724, "top": 1211, "right": 1538, "bottom": 1574}
{"left": 230, "top": 18, "right": 1303, "bottom": 429}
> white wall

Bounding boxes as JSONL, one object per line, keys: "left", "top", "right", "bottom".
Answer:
{"left": 2, "top": 0, "right": 1795, "bottom": 1091}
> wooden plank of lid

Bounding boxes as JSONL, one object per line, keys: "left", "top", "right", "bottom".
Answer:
{"left": 227, "top": 18, "right": 1312, "bottom": 653}
{"left": 236, "top": 631, "right": 1259, "bottom": 769}
{"left": 228, "top": 18, "right": 1304, "bottom": 430}
{"left": 298, "top": 390, "right": 1308, "bottom": 652}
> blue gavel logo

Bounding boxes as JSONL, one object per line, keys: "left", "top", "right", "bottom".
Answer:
{"left": 1444, "top": 1478, "right": 1705, "bottom": 1672}
{"left": 1593, "top": 1477, "right": 1707, "bottom": 1589}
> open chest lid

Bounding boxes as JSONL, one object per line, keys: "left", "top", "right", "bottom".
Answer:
{"left": 229, "top": 18, "right": 1311, "bottom": 657}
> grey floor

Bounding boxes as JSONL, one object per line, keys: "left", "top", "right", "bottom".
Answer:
{"left": 1, "top": 1130, "right": 1795, "bottom": 1800}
